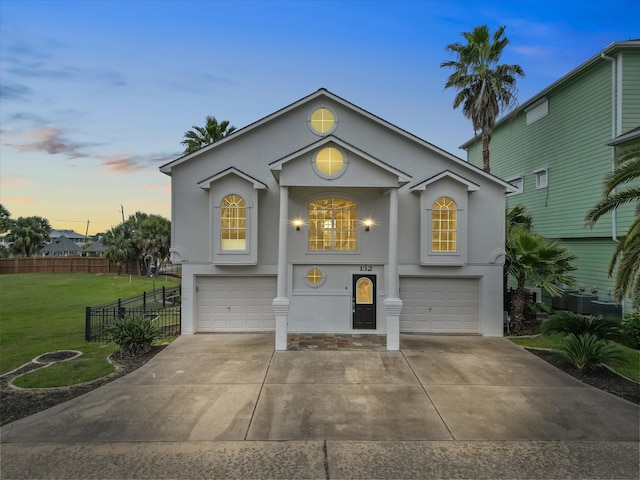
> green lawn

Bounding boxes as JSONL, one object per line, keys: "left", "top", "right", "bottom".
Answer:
{"left": 510, "top": 335, "right": 640, "bottom": 382}
{"left": 0, "top": 273, "right": 180, "bottom": 385}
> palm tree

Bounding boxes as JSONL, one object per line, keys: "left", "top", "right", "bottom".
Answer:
{"left": 7, "top": 216, "right": 51, "bottom": 257}
{"left": 586, "top": 140, "right": 640, "bottom": 306}
{"left": 441, "top": 25, "right": 524, "bottom": 172}
{"left": 103, "top": 223, "right": 134, "bottom": 274}
{"left": 507, "top": 227, "right": 577, "bottom": 332}
{"left": 181, "top": 116, "right": 236, "bottom": 154}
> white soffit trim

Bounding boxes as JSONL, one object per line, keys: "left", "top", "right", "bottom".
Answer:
{"left": 269, "top": 135, "right": 412, "bottom": 185}
{"left": 410, "top": 170, "right": 480, "bottom": 192}
{"left": 197, "top": 167, "right": 268, "bottom": 190}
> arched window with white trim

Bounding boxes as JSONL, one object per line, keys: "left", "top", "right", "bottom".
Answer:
{"left": 431, "top": 196, "right": 457, "bottom": 252}
{"left": 220, "top": 194, "right": 246, "bottom": 250}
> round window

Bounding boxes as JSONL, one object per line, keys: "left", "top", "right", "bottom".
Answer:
{"left": 309, "top": 107, "right": 337, "bottom": 135}
{"left": 314, "top": 147, "right": 346, "bottom": 177}
{"left": 305, "top": 267, "right": 325, "bottom": 287}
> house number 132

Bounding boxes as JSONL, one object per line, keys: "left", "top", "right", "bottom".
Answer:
{"left": 360, "top": 265, "right": 373, "bottom": 271}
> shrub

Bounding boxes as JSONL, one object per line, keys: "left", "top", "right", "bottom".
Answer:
{"left": 541, "top": 311, "right": 626, "bottom": 343}
{"left": 552, "top": 333, "right": 624, "bottom": 371}
{"left": 621, "top": 313, "right": 640, "bottom": 349}
{"left": 105, "top": 314, "right": 160, "bottom": 356}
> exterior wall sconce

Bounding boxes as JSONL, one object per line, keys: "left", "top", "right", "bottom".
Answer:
{"left": 362, "top": 218, "right": 374, "bottom": 231}
{"left": 292, "top": 219, "right": 304, "bottom": 231}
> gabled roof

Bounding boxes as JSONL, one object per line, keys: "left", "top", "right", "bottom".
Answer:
{"left": 85, "top": 239, "right": 107, "bottom": 253}
{"left": 41, "top": 235, "right": 82, "bottom": 254}
{"left": 268, "top": 135, "right": 412, "bottom": 185}
{"left": 159, "top": 88, "right": 512, "bottom": 190}
{"left": 410, "top": 170, "right": 480, "bottom": 192}
{"left": 197, "top": 167, "right": 268, "bottom": 190}
{"left": 460, "top": 40, "right": 640, "bottom": 150}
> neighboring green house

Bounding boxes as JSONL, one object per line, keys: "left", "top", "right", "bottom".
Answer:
{"left": 462, "top": 40, "right": 640, "bottom": 315}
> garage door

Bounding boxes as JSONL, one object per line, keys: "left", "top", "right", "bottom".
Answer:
{"left": 400, "top": 277, "right": 479, "bottom": 333}
{"left": 196, "top": 276, "right": 276, "bottom": 332}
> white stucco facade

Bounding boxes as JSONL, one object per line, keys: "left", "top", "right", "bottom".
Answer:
{"left": 160, "top": 89, "right": 513, "bottom": 350}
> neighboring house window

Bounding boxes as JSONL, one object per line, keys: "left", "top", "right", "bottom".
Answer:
{"left": 526, "top": 98, "right": 548, "bottom": 125}
{"left": 507, "top": 176, "right": 523, "bottom": 195}
{"left": 313, "top": 146, "right": 347, "bottom": 178}
{"left": 305, "top": 267, "right": 326, "bottom": 287}
{"left": 308, "top": 198, "right": 357, "bottom": 251}
{"left": 431, "top": 197, "right": 457, "bottom": 252}
{"left": 220, "top": 194, "right": 246, "bottom": 250}
{"left": 308, "top": 107, "right": 337, "bottom": 135}
{"left": 534, "top": 168, "right": 548, "bottom": 189}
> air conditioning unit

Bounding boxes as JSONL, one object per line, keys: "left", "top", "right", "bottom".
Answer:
{"left": 524, "top": 286, "right": 542, "bottom": 304}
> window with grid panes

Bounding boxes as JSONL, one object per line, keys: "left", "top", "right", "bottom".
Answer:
{"left": 220, "top": 194, "right": 246, "bottom": 250}
{"left": 308, "top": 198, "right": 357, "bottom": 251}
{"left": 431, "top": 197, "right": 457, "bottom": 252}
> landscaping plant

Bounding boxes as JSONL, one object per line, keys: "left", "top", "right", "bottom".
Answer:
{"left": 541, "top": 311, "right": 627, "bottom": 343}
{"left": 552, "top": 333, "right": 624, "bottom": 372}
{"left": 621, "top": 312, "right": 640, "bottom": 349}
{"left": 104, "top": 314, "right": 160, "bottom": 356}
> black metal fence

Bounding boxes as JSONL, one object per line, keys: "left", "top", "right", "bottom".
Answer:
{"left": 85, "top": 285, "right": 181, "bottom": 342}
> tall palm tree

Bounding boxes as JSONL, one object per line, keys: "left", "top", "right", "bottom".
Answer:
{"left": 586, "top": 140, "right": 640, "bottom": 306}
{"left": 181, "top": 116, "right": 236, "bottom": 154}
{"left": 441, "top": 25, "right": 524, "bottom": 172}
{"left": 507, "top": 227, "right": 577, "bottom": 332}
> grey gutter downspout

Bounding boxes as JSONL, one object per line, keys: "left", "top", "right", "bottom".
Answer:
{"left": 600, "top": 52, "right": 618, "bottom": 242}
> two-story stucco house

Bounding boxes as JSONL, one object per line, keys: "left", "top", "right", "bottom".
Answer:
{"left": 462, "top": 40, "right": 640, "bottom": 314}
{"left": 160, "top": 89, "right": 513, "bottom": 350}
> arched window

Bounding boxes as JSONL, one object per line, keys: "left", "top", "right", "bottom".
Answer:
{"left": 308, "top": 198, "right": 357, "bottom": 251}
{"left": 221, "top": 194, "right": 246, "bottom": 250}
{"left": 432, "top": 197, "right": 457, "bottom": 252}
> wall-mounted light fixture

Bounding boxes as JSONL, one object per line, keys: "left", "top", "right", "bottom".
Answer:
{"left": 292, "top": 219, "right": 304, "bottom": 231}
{"left": 362, "top": 218, "right": 374, "bottom": 232}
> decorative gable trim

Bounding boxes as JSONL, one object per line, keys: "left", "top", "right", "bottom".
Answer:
{"left": 197, "top": 167, "right": 268, "bottom": 190}
{"left": 410, "top": 170, "right": 480, "bottom": 192}
{"left": 269, "top": 135, "right": 412, "bottom": 185}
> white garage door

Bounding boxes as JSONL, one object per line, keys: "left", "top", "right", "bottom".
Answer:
{"left": 196, "top": 276, "right": 276, "bottom": 332}
{"left": 400, "top": 277, "right": 479, "bottom": 333}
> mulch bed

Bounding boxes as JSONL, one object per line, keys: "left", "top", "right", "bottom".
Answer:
{"left": 0, "top": 346, "right": 166, "bottom": 426}
{"left": 526, "top": 348, "right": 640, "bottom": 405}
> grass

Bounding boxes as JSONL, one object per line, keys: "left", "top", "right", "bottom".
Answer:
{"left": 510, "top": 334, "right": 640, "bottom": 382}
{"left": 0, "top": 273, "right": 180, "bottom": 386}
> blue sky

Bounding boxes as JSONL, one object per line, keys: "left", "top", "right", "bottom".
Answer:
{"left": 1, "top": 0, "right": 638, "bottom": 234}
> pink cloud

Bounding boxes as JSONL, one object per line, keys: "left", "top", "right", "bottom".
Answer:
{"left": 6, "top": 127, "right": 88, "bottom": 158}
{"left": 0, "top": 175, "right": 32, "bottom": 188}
{"left": 1, "top": 196, "right": 35, "bottom": 204}
{"left": 101, "top": 155, "right": 146, "bottom": 173}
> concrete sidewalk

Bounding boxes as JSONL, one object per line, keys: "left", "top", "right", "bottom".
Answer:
{"left": 1, "top": 334, "right": 639, "bottom": 479}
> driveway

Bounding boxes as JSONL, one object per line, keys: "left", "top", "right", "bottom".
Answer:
{"left": 1, "top": 334, "right": 639, "bottom": 479}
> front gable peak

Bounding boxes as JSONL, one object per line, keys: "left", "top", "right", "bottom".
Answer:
{"left": 197, "top": 167, "right": 268, "bottom": 190}
{"left": 410, "top": 170, "right": 480, "bottom": 192}
{"left": 269, "top": 135, "right": 412, "bottom": 186}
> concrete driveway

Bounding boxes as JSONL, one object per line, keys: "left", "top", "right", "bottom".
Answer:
{"left": 1, "top": 334, "right": 638, "bottom": 479}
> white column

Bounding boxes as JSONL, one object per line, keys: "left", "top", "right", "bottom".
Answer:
{"left": 273, "top": 185, "right": 290, "bottom": 350}
{"left": 384, "top": 186, "right": 402, "bottom": 350}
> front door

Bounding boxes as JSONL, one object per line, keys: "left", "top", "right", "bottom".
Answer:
{"left": 353, "top": 274, "right": 376, "bottom": 329}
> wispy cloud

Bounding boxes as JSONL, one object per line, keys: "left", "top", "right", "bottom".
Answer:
{"left": 99, "top": 151, "right": 179, "bottom": 173}
{"left": 3, "top": 127, "right": 90, "bottom": 158}
{"left": 0, "top": 197, "right": 35, "bottom": 204}
{"left": 0, "top": 175, "right": 33, "bottom": 188}
{"left": 0, "top": 83, "right": 31, "bottom": 101}
{"left": 512, "top": 45, "right": 551, "bottom": 57}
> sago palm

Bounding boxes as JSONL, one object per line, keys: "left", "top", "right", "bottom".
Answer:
{"left": 181, "top": 116, "right": 236, "bottom": 154}
{"left": 441, "top": 25, "right": 524, "bottom": 172}
{"left": 586, "top": 140, "right": 640, "bottom": 306}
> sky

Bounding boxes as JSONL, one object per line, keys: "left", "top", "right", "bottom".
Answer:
{"left": 1, "top": 0, "right": 638, "bottom": 235}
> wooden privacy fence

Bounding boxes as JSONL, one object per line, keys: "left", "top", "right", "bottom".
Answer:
{"left": 0, "top": 257, "right": 137, "bottom": 275}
